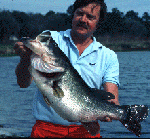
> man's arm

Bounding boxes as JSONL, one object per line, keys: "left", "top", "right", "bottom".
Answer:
{"left": 103, "top": 82, "right": 120, "bottom": 105}
{"left": 14, "top": 42, "right": 33, "bottom": 88}
{"left": 100, "top": 82, "right": 119, "bottom": 122}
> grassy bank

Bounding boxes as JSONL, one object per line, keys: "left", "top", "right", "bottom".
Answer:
{"left": 0, "top": 53, "right": 17, "bottom": 57}
{"left": 97, "top": 36, "right": 150, "bottom": 52}
{"left": 0, "top": 43, "right": 17, "bottom": 57}
{"left": 0, "top": 37, "right": 150, "bottom": 57}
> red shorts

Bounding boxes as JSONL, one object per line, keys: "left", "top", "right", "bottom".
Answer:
{"left": 31, "top": 120, "right": 102, "bottom": 138}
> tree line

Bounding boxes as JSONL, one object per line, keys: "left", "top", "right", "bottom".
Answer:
{"left": 0, "top": 5, "right": 150, "bottom": 44}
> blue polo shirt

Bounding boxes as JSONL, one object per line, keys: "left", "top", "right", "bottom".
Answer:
{"left": 32, "top": 29, "right": 119, "bottom": 125}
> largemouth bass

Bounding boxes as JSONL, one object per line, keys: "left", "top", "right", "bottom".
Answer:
{"left": 22, "top": 31, "right": 148, "bottom": 137}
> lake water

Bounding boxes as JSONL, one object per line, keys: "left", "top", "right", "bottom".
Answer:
{"left": 0, "top": 51, "right": 150, "bottom": 138}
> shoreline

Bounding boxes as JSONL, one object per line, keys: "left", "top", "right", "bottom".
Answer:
{"left": 0, "top": 33, "right": 150, "bottom": 57}
{"left": 0, "top": 39, "right": 150, "bottom": 57}
{"left": 0, "top": 53, "right": 17, "bottom": 57}
{"left": 0, "top": 49, "right": 150, "bottom": 57}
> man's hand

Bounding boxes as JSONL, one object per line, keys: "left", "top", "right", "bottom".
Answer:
{"left": 14, "top": 42, "right": 32, "bottom": 60}
{"left": 100, "top": 116, "right": 112, "bottom": 122}
{"left": 14, "top": 42, "right": 33, "bottom": 88}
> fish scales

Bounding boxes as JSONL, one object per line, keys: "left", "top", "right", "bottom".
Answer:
{"left": 47, "top": 48, "right": 122, "bottom": 122}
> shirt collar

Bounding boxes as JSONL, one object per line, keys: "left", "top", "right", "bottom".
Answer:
{"left": 64, "top": 29, "right": 71, "bottom": 38}
{"left": 63, "top": 29, "right": 103, "bottom": 51}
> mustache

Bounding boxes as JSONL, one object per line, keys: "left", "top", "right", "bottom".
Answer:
{"left": 76, "top": 21, "right": 88, "bottom": 29}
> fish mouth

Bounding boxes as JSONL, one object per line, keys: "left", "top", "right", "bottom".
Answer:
{"left": 35, "top": 69, "right": 63, "bottom": 78}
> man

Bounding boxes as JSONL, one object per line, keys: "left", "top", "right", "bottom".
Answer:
{"left": 14, "top": 0, "right": 120, "bottom": 138}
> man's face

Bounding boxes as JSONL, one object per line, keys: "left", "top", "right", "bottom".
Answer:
{"left": 72, "top": 3, "right": 100, "bottom": 38}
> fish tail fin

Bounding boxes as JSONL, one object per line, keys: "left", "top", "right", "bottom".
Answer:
{"left": 120, "top": 105, "right": 148, "bottom": 137}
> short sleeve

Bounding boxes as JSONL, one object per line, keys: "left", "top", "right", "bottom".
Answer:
{"left": 102, "top": 52, "right": 120, "bottom": 87}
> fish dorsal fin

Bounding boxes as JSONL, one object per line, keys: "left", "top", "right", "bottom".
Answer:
{"left": 90, "top": 88, "right": 115, "bottom": 100}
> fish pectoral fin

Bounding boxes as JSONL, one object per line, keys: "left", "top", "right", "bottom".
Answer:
{"left": 52, "top": 81, "right": 64, "bottom": 98}
{"left": 90, "top": 88, "right": 115, "bottom": 100}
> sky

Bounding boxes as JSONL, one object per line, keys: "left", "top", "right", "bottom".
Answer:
{"left": 0, "top": 0, "right": 149, "bottom": 17}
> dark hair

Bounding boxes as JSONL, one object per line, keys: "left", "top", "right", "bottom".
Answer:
{"left": 72, "top": 0, "right": 107, "bottom": 27}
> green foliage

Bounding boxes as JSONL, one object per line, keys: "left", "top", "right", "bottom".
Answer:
{"left": 95, "top": 8, "right": 150, "bottom": 39}
{"left": 125, "top": 10, "right": 139, "bottom": 20}
{"left": 67, "top": 5, "right": 74, "bottom": 15}
{"left": 0, "top": 10, "right": 20, "bottom": 42}
{"left": 142, "top": 12, "right": 150, "bottom": 22}
{"left": 0, "top": 6, "right": 149, "bottom": 56}
{"left": 0, "top": 6, "right": 149, "bottom": 45}
{"left": 45, "top": 10, "right": 55, "bottom": 17}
